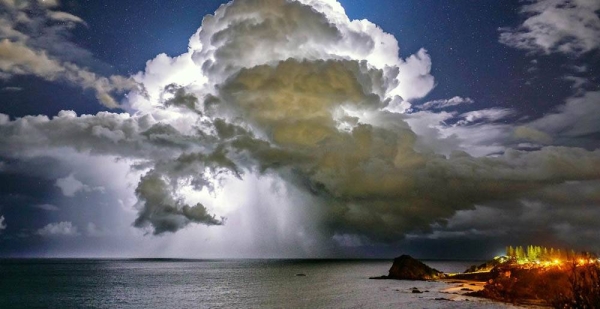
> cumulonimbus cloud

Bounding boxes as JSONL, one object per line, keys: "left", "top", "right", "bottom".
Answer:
{"left": 0, "top": 0, "right": 599, "bottom": 242}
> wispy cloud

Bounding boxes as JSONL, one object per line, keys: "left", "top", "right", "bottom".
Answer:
{"left": 1, "top": 86, "right": 22, "bottom": 92}
{"left": 0, "top": 0, "right": 137, "bottom": 107}
{"left": 456, "top": 108, "right": 515, "bottom": 125}
{"left": 499, "top": 0, "right": 600, "bottom": 56}
{"left": 418, "top": 96, "right": 474, "bottom": 110}
{"left": 34, "top": 204, "right": 60, "bottom": 211}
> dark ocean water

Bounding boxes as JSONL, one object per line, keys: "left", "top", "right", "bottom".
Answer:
{"left": 0, "top": 259, "right": 522, "bottom": 309}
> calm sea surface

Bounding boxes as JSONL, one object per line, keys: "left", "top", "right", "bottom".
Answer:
{"left": 0, "top": 259, "right": 524, "bottom": 309}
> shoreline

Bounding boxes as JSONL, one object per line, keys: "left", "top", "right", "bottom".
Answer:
{"left": 437, "top": 279, "right": 548, "bottom": 308}
{"left": 375, "top": 254, "right": 599, "bottom": 308}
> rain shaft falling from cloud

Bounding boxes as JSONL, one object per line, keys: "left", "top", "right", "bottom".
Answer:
{"left": 0, "top": 0, "right": 599, "bottom": 249}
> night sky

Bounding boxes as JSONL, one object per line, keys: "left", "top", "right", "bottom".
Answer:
{"left": 0, "top": 0, "right": 599, "bottom": 259}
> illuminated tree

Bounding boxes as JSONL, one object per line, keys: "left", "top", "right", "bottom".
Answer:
{"left": 506, "top": 246, "right": 515, "bottom": 258}
{"left": 516, "top": 246, "right": 525, "bottom": 260}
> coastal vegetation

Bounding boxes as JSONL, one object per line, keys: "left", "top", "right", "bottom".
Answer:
{"left": 470, "top": 246, "right": 600, "bottom": 308}
{"left": 376, "top": 247, "right": 600, "bottom": 308}
{"left": 505, "top": 245, "right": 594, "bottom": 266}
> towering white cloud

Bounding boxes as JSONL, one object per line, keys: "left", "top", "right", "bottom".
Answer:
{"left": 133, "top": 0, "right": 435, "bottom": 110}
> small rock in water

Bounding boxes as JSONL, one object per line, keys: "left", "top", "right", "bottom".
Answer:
{"left": 295, "top": 273, "right": 307, "bottom": 277}
{"left": 411, "top": 289, "right": 423, "bottom": 294}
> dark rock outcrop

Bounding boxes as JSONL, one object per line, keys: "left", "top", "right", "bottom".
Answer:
{"left": 388, "top": 255, "right": 444, "bottom": 280}
{"left": 370, "top": 255, "right": 444, "bottom": 280}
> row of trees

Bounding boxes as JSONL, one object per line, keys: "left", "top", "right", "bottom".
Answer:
{"left": 505, "top": 245, "right": 592, "bottom": 262}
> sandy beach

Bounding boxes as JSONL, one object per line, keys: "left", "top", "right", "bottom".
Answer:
{"left": 439, "top": 279, "right": 549, "bottom": 308}
{"left": 437, "top": 279, "right": 490, "bottom": 303}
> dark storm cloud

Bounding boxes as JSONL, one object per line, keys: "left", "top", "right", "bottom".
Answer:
{"left": 0, "top": 0, "right": 599, "bottom": 252}
{"left": 405, "top": 177, "right": 600, "bottom": 254}
{"left": 0, "top": 157, "right": 68, "bottom": 215}
{"left": 134, "top": 172, "right": 224, "bottom": 234}
{"left": 4, "top": 63, "right": 600, "bottom": 241}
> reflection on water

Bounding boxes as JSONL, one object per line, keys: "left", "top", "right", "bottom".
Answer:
{"left": 0, "top": 259, "right": 520, "bottom": 309}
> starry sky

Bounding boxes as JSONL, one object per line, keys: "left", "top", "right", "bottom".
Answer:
{"left": 0, "top": 0, "right": 599, "bottom": 259}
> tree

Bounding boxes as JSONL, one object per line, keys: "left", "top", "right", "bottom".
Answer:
{"left": 507, "top": 246, "right": 515, "bottom": 258}
{"left": 516, "top": 246, "right": 524, "bottom": 260}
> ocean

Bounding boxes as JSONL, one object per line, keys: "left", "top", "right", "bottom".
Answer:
{"left": 0, "top": 259, "right": 525, "bottom": 309}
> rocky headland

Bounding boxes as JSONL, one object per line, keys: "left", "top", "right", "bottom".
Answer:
{"left": 371, "top": 254, "right": 600, "bottom": 308}
{"left": 370, "top": 255, "right": 444, "bottom": 280}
